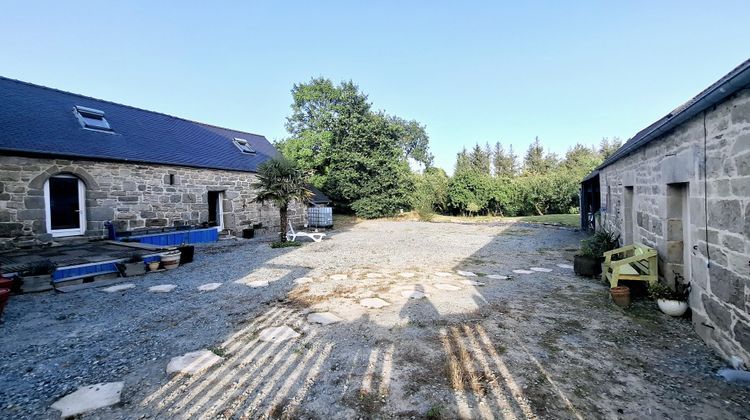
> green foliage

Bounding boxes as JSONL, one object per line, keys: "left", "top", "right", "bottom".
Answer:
{"left": 648, "top": 281, "right": 690, "bottom": 301}
{"left": 271, "top": 240, "right": 302, "bottom": 248}
{"left": 412, "top": 167, "right": 450, "bottom": 217}
{"left": 599, "top": 137, "right": 623, "bottom": 160}
{"left": 278, "top": 78, "right": 424, "bottom": 219}
{"left": 252, "top": 156, "right": 313, "bottom": 242}
{"left": 579, "top": 228, "right": 620, "bottom": 258}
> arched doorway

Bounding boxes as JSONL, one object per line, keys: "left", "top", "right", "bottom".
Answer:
{"left": 44, "top": 174, "right": 87, "bottom": 237}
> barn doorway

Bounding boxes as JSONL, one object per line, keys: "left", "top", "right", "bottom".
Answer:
{"left": 44, "top": 175, "right": 86, "bottom": 237}
{"left": 207, "top": 191, "right": 224, "bottom": 231}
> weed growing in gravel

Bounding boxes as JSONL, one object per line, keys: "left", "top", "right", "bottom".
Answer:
{"left": 271, "top": 240, "right": 302, "bottom": 248}
{"left": 425, "top": 404, "right": 443, "bottom": 419}
{"left": 208, "top": 346, "right": 228, "bottom": 357}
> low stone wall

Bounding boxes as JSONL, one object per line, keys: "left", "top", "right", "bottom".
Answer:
{"left": 0, "top": 156, "right": 305, "bottom": 246}
{"left": 597, "top": 89, "right": 750, "bottom": 365}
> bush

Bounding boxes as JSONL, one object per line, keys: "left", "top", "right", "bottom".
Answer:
{"left": 271, "top": 241, "right": 302, "bottom": 249}
{"left": 649, "top": 282, "right": 690, "bottom": 301}
{"left": 579, "top": 228, "right": 620, "bottom": 258}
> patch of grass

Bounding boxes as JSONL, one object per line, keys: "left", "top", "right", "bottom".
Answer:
{"left": 208, "top": 346, "right": 228, "bottom": 357}
{"left": 425, "top": 404, "right": 443, "bottom": 419}
{"left": 271, "top": 240, "right": 302, "bottom": 248}
{"left": 506, "top": 213, "right": 580, "bottom": 227}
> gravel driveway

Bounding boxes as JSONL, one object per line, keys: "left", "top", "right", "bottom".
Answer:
{"left": 1, "top": 219, "right": 748, "bottom": 419}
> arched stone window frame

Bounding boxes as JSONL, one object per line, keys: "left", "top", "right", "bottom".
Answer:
{"left": 30, "top": 166, "right": 99, "bottom": 238}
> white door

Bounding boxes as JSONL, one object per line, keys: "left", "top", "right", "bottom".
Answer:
{"left": 44, "top": 175, "right": 86, "bottom": 237}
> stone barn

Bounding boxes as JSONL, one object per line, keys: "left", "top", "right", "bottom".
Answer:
{"left": 0, "top": 76, "right": 303, "bottom": 248}
{"left": 581, "top": 59, "right": 750, "bottom": 365}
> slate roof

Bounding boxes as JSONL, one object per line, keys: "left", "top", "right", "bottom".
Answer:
{"left": 592, "top": 58, "right": 750, "bottom": 173}
{"left": 0, "top": 76, "right": 278, "bottom": 172}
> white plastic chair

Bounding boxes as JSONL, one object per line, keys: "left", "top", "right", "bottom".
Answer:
{"left": 286, "top": 221, "right": 326, "bottom": 242}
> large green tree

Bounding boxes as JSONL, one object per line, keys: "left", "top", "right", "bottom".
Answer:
{"left": 252, "top": 157, "right": 313, "bottom": 242}
{"left": 276, "top": 78, "right": 425, "bottom": 218}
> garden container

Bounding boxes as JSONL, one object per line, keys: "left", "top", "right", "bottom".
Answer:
{"left": 574, "top": 255, "right": 602, "bottom": 277}
{"left": 0, "top": 288, "right": 9, "bottom": 317}
{"left": 122, "top": 262, "right": 146, "bottom": 277}
{"left": 610, "top": 286, "right": 631, "bottom": 308}
{"left": 20, "top": 274, "right": 53, "bottom": 293}
{"left": 177, "top": 245, "right": 194, "bottom": 264}
{"left": 657, "top": 299, "right": 689, "bottom": 316}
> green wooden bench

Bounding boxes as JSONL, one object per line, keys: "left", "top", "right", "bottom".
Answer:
{"left": 602, "top": 244, "right": 658, "bottom": 288}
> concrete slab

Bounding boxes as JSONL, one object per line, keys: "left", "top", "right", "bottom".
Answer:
{"left": 149, "top": 284, "right": 177, "bottom": 293}
{"left": 456, "top": 270, "right": 477, "bottom": 277}
{"left": 239, "top": 280, "right": 269, "bottom": 288}
{"left": 434, "top": 283, "right": 462, "bottom": 291}
{"left": 100, "top": 283, "right": 135, "bottom": 293}
{"left": 360, "top": 297, "right": 391, "bottom": 309}
{"left": 197, "top": 282, "right": 222, "bottom": 291}
{"left": 434, "top": 272, "right": 453, "bottom": 277}
{"left": 401, "top": 290, "right": 427, "bottom": 299}
{"left": 512, "top": 269, "right": 534, "bottom": 274}
{"left": 556, "top": 264, "right": 574, "bottom": 269}
{"left": 51, "top": 382, "right": 124, "bottom": 418}
{"left": 166, "top": 349, "right": 223, "bottom": 375}
{"left": 258, "top": 326, "right": 301, "bottom": 343}
{"left": 307, "top": 312, "right": 343, "bottom": 325}
{"left": 530, "top": 267, "right": 553, "bottom": 272}
{"left": 461, "top": 280, "right": 485, "bottom": 286}
{"left": 487, "top": 274, "right": 509, "bottom": 280}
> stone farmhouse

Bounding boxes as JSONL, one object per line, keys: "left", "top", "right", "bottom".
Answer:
{"left": 0, "top": 77, "right": 303, "bottom": 248}
{"left": 581, "top": 59, "right": 750, "bottom": 364}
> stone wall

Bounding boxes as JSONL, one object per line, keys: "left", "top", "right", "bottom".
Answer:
{"left": 598, "top": 89, "right": 750, "bottom": 365}
{"left": 0, "top": 155, "right": 305, "bottom": 245}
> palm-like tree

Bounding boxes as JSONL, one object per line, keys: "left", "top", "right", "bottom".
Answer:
{"left": 252, "top": 156, "right": 313, "bottom": 242}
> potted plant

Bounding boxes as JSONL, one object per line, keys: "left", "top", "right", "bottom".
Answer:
{"left": 147, "top": 260, "right": 161, "bottom": 271}
{"left": 649, "top": 282, "right": 690, "bottom": 316}
{"left": 119, "top": 253, "right": 146, "bottom": 277}
{"left": 20, "top": 260, "right": 56, "bottom": 293}
{"left": 160, "top": 250, "right": 181, "bottom": 270}
{"left": 574, "top": 228, "right": 620, "bottom": 277}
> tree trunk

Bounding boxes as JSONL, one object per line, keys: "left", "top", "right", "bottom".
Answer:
{"left": 533, "top": 202, "right": 545, "bottom": 216}
{"left": 279, "top": 205, "right": 288, "bottom": 242}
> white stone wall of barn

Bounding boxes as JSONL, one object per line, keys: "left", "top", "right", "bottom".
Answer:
{"left": 597, "top": 89, "right": 750, "bottom": 365}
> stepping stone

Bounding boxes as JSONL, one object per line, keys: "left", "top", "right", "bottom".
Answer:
{"left": 487, "top": 275, "right": 509, "bottom": 280}
{"left": 557, "top": 264, "right": 574, "bottom": 269}
{"left": 513, "top": 269, "right": 534, "bottom": 274}
{"left": 401, "top": 290, "right": 427, "bottom": 299}
{"left": 434, "top": 283, "right": 462, "bottom": 291}
{"left": 51, "top": 382, "right": 124, "bottom": 418}
{"left": 434, "top": 272, "right": 453, "bottom": 277}
{"left": 294, "top": 277, "right": 313, "bottom": 285}
{"left": 149, "top": 284, "right": 177, "bottom": 293}
{"left": 366, "top": 273, "right": 385, "bottom": 278}
{"left": 197, "top": 282, "right": 222, "bottom": 291}
{"left": 166, "top": 349, "right": 223, "bottom": 375}
{"left": 456, "top": 270, "right": 477, "bottom": 277}
{"left": 398, "top": 272, "right": 416, "bottom": 278}
{"left": 530, "top": 267, "right": 553, "bottom": 272}
{"left": 243, "top": 280, "right": 269, "bottom": 288}
{"left": 100, "top": 283, "right": 135, "bottom": 293}
{"left": 461, "top": 280, "right": 485, "bottom": 286}
{"left": 360, "top": 297, "right": 391, "bottom": 309}
{"left": 258, "top": 326, "right": 301, "bottom": 343}
{"left": 307, "top": 312, "right": 342, "bottom": 325}
{"left": 330, "top": 274, "right": 347, "bottom": 281}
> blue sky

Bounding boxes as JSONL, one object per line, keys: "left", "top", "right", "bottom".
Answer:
{"left": 1, "top": 1, "right": 748, "bottom": 172}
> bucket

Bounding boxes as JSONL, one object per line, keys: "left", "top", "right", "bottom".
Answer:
{"left": 177, "top": 245, "right": 195, "bottom": 264}
{"left": 610, "top": 286, "right": 631, "bottom": 308}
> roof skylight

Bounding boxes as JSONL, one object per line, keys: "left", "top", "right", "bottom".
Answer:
{"left": 74, "top": 105, "right": 112, "bottom": 132}
{"left": 233, "top": 137, "right": 256, "bottom": 154}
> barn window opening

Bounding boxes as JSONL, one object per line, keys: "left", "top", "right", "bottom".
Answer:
{"left": 74, "top": 106, "right": 113, "bottom": 132}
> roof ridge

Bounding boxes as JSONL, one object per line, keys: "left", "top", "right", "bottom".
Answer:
{"left": 0, "top": 75, "right": 269, "bottom": 139}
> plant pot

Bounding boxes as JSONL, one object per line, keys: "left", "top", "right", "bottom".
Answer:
{"left": 610, "top": 286, "right": 631, "bottom": 308}
{"left": 148, "top": 261, "right": 161, "bottom": 271}
{"left": 242, "top": 228, "right": 255, "bottom": 239}
{"left": 574, "top": 254, "right": 602, "bottom": 277}
{"left": 0, "top": 288, "right": 9, "bottom": 317}
{"left": 0, "top": 276, "right": 15, "bottom": 291}
{"left": 122, "top": 262, "right": 146, "bottom": 277}
{"left": 657, "top": 299, "right": 689, "bottom": 317}
{"left": 177, "top": 245, "right": 194, "bottom": 264}
{"left": 160, "top": 251, "right": 181, "bottom": 270}
{"left": 20, "top": 274, "right": 53, "bottom": 293}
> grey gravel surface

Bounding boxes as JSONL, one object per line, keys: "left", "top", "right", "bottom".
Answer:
{"left": 0, "top": 220, "right": 748, "bottom": 419}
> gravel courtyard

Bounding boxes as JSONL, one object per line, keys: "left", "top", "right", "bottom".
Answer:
{"left": 1, "top": 219, "right": 748, "bottom": 419}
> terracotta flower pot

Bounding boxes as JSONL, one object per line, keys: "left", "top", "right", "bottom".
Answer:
{"left": 610, "top": 286, "right": 631, "bottom": 308}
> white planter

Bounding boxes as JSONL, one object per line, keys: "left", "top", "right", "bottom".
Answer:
{"left": 657, "top": 299, "right": 688, "bottom": 317}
